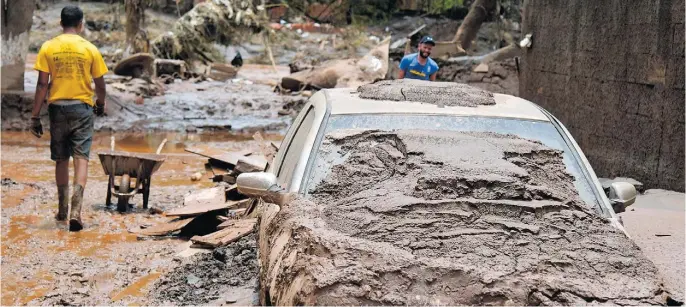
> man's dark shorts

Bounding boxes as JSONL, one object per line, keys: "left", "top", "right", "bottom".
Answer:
{"left": 48, "top": 101, "right": 94, "bottom": 161}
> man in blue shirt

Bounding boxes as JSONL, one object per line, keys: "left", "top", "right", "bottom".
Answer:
{"left": 398, "top": 36, "right": 439, "bottom": 81}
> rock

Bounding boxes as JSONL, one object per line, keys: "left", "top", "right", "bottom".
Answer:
{"left": 490, "top": 65, "right": 509, "bottom": 79}
{"left": 70, "top": 271, "right": 84, "bottom": 277}
{"left": 149, "top": 207, "right": 164, "bottom": 215}
{"left": 468, "top": 73, "right": 485, "bottom": 82}
{"left": 186, "top": 274, "right": 201, "bottom": 286}
{"left": 74, "top": 287, "right": 89, "bottom": 295}
{"left": 1, "top": 178, "right": 17, "bottom": 186}
{"left": 190, "top": 172, "right": 203, "bottom": 181}
{"left": 134, "top": 96, "right": 145, "bottom": 105}
{"left": 473, "top": 63, "right": 489, "bottom": 73}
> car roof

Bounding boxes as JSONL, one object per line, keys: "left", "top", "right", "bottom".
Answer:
{"left": 322, "top": 88, "right": 551, "bottom": 122}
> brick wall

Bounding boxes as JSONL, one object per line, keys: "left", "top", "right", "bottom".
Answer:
{"left": 519, "top": 0, "right": 684, "bottom": 191}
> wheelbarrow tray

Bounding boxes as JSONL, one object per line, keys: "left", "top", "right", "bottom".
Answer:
{"left": 97, "top": 150, "right": 166, "bottom": 178}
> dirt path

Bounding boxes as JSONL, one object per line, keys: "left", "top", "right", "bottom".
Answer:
{"left": 0, "top": 131, "right": 276, "bottom": 306}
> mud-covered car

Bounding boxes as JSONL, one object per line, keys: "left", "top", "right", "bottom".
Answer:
{"left": 238, "top": 80, "right": 671, "bottom": 305}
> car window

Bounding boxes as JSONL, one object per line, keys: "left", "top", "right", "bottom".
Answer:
{"left": 277, "top": 107, "right": 316, "bottom": 188}
{"left": 304, "top": 114, "right": 607, "bottom": 217}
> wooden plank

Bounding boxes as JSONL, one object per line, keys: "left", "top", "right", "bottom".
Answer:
{"left": 217, "top": 209, "right": 248, "bottom": 228}
{"left": 191, "top": 218, "right": 257, "bottom": 248}
{"left": 130, "top": 217, "right": 195, "bottom": 236}
{"left": 185, "top": 146, "right": 252, "bottom": 166}
{"left": 167, "top": 187, "right": 230, "bottom": 217}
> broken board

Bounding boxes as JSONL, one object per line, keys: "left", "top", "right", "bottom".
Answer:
{"left": 130, "top": 217, "right": 196, "bottom": 236}
{"left": 167, "top": 190, "right": 250, "bottom": 217}
{"left": 217, "top": 209, "right": 248, "bottom": 228}
{"left": 167, "top": 187, "right": 227, "bottom": 217}
{"left": 191, "top": 218, "right": 257, "bottom": 248}
{"left": 185, "top": 146, "right": 253, "bottom": 167}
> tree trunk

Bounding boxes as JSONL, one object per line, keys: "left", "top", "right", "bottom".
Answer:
{"left": 125, "top": 0, "right": 146, "bottom": 54}
{"left": 453, "top": 0, "right": 497, "bottom": 51}
{"left": 1, "top": 1, "right": 35, "bottom": 92}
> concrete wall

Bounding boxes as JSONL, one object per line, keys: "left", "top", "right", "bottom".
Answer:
{"left": 1, "top": 1, "right": 35, "bottom": 92}
{"left": 520, "top": 0, "right": 685, "bottom": 191}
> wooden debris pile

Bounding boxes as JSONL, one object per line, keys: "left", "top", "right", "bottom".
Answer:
{"left": 130, "top": 184, "right": 257, "bottom": 249}
{"left": 130, "top": 135, "right": 279, "bottom": 248}
{"left": 184, "top": 145, "right": 270, "bottom": 185}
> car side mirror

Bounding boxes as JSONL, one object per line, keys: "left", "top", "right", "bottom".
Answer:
{"left": 236, "top": 172, "right": 293, "bottom": 205}
{"left": 607, "top": 182, "right": 637, "bottom": 213}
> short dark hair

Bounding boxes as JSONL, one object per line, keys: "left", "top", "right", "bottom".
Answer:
{"left": 61, "top": 5, "right": 83, "bottom": 28}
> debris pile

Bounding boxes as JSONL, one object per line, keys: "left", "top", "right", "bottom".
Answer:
{"left": 130, "top": 183, "right": 257, "bottom": 246}
{"left": 149, "top": 234, "right": 259, "bottom": 306}
{"left": 184, "top": 145, "right": 269, "bottom": 185}
{"left": 130, "top": 141, "right": 272, "bottom": 246}
{"left": 150, "top": 0, "right": 265, "bottom": 64}
{"left": 279, "top": 37, "right": 390, "bottom": 92}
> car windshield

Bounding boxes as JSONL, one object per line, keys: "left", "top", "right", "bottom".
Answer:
{"left": 304, "top": 114, "right": 608, "bottom": 217}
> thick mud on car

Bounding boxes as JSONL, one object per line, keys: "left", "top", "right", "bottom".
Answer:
{"left": 239, "top": 81, "right": 673, "bottom": 305}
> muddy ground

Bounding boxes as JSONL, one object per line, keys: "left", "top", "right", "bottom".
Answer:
{"left": 2, "top": 66, "right": 306, "bottom": 133}
{"left": 261, "top": 129, "right": 669, "bottom": 305}
{"left": 149, "top": 234, "right": 259, "bottom": 306}
{"left": 620, "top": 189, "right": 686, "bottom": 302}
{"left": 0, "top": 131, "right": 274, "bottom": 306}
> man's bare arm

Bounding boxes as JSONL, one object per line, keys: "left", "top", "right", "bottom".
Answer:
{"left": 94, "top": 76, "right": 106, "bottom": 105}
{"left": 398, "top": 70, "right": 406, "bottom": 79}
{"left": 31, "top": 72, "right": 50, "bottom": 118}
{"left": 430, "top": 72, "right": 437, "bottom": 81}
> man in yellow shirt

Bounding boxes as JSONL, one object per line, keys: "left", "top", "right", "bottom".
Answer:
{"left": 30, "top": 5, "right": 108, "bottom": 231}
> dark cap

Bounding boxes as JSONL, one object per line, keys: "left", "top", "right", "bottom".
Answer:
{"left": 419, "top": 36, "right": 436, "bottom": 46}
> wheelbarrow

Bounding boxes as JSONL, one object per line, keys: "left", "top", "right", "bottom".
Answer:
{"left": 98, "top": 137, "right": 167, "bottom": 212}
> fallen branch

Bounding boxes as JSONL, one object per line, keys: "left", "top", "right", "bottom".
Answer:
{"left": 263, "top": 30, "right": 278, "bottom": 74}
{"left": 453, "top": 0, "right": 497, "bottom": 50}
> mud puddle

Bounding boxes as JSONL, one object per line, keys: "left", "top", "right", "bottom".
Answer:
{"left": 1, "top": 131, "right": 280, "bottom": 306}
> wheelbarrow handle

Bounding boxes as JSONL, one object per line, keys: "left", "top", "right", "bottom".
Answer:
{"left": 156, "top": 138, "right": 168, "bottom": 155}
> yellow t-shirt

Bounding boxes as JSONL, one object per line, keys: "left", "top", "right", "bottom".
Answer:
{"left": 33, "top": 34, "right": 108, "bottom": 106}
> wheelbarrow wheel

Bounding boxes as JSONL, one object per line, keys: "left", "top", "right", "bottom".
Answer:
{"left": 117, "top": 174, "right": 131, "bottom": 212}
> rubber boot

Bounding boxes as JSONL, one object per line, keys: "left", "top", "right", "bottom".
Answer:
{"left": 56, "top": 184, "right": 69, "bottom": 221}
{"left": 69, "top": 184, "right": 85, "bottom": 231}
